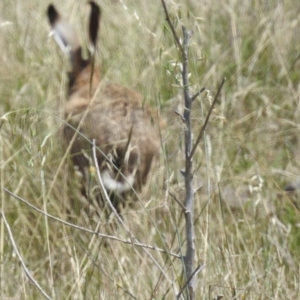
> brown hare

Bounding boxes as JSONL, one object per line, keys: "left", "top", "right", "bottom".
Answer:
{"left": 47, "top": 2, "right": 161, "bottom": 199}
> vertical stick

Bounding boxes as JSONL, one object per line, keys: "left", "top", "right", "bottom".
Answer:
{"left": 181, "top": 26, "right": 195, "bottom": 299}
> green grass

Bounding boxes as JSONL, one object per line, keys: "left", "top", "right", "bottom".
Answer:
{"left": 1, "top": 0, "right": 300, "bottom": 299}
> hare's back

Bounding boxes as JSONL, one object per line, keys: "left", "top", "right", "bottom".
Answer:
{"left": 68, "top": 81, "right": 159, "bottom": 150}
{"left": 89, "top": 111, "right": 157, "bottom": 150}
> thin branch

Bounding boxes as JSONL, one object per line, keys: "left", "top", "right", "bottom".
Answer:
{"left": 1, "top": 211, "right": 52, "bottom": 300}
{"left": 92, "top": 141, "right": 177, "bottom": 286}
{"left": 167, "top": 189, "right": 187, "bottom": 211}
{"left": 92, "top": 139, "right": 128, "bottom": 230}
{"left": 189, "top": 78, "right": 226, "bottom": 160}
{"left": 191, "top": 87, "right": 206, "bottom": 102}
{"left": 161, "top": 0, "right": 183, "bottom": 54}
{"left": 177, "top": 264, "right": 206, "bottom": 299}
{"left": 45, "top": 80, "right": 106, "bottom": 200}
{"left": 3, "top": 188, "right": 181, "bottom": 259}
{"left": 75, "top": 240, "right": 137, "bottom": 300}
{"left": 174, "top": 110, "right": 185, "bottom": 122}
{"left": 89, "top": 52, "right": 95, "bottom": 100}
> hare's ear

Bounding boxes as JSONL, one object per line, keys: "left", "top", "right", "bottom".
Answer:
{"left": 87, "top": 1, "right": 101, "bottom": 54}
{"left": 47, "top": 4, "right": 80, "bottom": 56}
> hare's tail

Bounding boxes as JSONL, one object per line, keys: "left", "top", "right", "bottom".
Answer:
{"left": 101, "top": 171, "right": 135, "bottom": 194}
{"left": 100, "top": 146, "right": 140, "bottom": 194}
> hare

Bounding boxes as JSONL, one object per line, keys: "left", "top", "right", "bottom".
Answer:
{"left": 47, "top": 2, "right": 161, "bottom": 198}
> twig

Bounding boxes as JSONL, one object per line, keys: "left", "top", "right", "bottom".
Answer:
{"left": 1, "top": 211, "right": 52, "bottom": 300}
{"left": 167, "top": 189, "right": 187, "bottom": 211}
{"left": 92, "top": 139, "right": 128, "bottom": 230}
{"left": 191, "top": 87, "right": 206, "bottom": 102}
{"left": 174, "top": 110, "right": 185, "bottom": 122}
{"left": 75, "top": 240, "right": 137, "bottom": 300}
{"left": 177, "top": 264, "right": 206, "bottom": 299}
{"left": 92, "top": 141, "right": 176, "bottom": 286}
{"left": 161, "top": 0, "right": 183, "bottom": 54}
{"left": 45, "top": 80, "right": 105, "bottom": 200}
{"left": 189, "top": 78, "right": 226, "bottom": 160}
{"left": 3, "top": 188, "right": 181, "bottom": 259}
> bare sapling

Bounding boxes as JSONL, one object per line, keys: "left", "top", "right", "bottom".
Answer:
{"left": 161, "top": 1, "right": 225, "bottom": 298}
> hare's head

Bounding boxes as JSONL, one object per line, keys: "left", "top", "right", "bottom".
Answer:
{"left": 47, "top": 2, "right": 101, "bottom": 95}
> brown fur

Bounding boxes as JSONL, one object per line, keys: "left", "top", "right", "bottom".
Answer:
{"left": 47, "top": 2, "right": 161, "bottom": 196}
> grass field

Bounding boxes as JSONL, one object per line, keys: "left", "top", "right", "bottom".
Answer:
{"left": 1, "top": 0, "right": 300, "bottom": 299}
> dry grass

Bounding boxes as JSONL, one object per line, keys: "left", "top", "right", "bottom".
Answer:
{"left": 1, "top": 0, "right": 300, "bottom": 299}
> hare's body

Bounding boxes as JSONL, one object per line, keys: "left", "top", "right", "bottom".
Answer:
{"left": 47, "top": 2, "right": 160, "bottom": 195}
{"left": 65, "top": 80, "right": 160, "bottom": 192}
